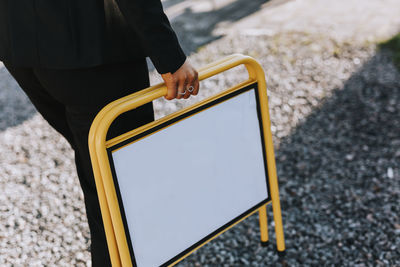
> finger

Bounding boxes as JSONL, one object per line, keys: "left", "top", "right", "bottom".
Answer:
{"left": 170, "top": 80, "right": 179, "bottom": 100}
{"left": 184, "top": 72, "right": 195, "bottom": 99}
{"left": 184, "top": 74, "right": 193, "bottom": 99}
{"left": 164, "top": 82, "right": 175, "bottom": 100}
{"left": 162, "top": 73, "right": 177, "bottom": 100}
{"left": 192, "top": 71, "right": 200, "bottom": 95}
{"left": 177, "top": 74, "right": 188, "bottom": 99}
{"left": 192, "top": 79, "right": 200, "bottom": 96}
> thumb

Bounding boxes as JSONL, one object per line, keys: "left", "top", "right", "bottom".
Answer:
{"left": 161, "top": 72, "right": 176, "bottom": 100}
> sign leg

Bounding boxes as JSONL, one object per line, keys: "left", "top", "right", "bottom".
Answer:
{"left": 258, "top": 205, "right": 269, "bottom": 246}
{"left": 269, "top": 171, "right": 285, "bottom": 253}
{"left": 249, "top": 54, "right": 286, "bottom": 254}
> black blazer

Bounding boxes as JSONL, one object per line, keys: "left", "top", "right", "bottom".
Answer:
{"left": 0, "top": 0, "right": 186, "bottom": 74}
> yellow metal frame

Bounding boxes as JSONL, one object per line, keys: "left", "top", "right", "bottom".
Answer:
{"left": 88, "top": 54, "right": 285, "bottom": 266}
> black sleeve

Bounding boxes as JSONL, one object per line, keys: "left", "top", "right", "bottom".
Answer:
{"left": 114, "top": 0, "right": 187, "bottom": 74}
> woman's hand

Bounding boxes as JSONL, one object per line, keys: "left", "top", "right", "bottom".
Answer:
{"left": 161, "top": 59, "right": 199, "bottom": 100}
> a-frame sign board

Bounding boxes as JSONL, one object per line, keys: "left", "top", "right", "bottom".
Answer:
{"left": 88, "top": 54, "right": 285, "bottom": 266}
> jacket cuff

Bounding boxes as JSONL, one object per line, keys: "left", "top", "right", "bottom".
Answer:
{"left": 149, "top": 44, "right": 187, "bottom": 74}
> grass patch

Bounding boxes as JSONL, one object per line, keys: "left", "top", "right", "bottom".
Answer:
{"left": 379, "top": 33, "right": 400, "bottom": 70}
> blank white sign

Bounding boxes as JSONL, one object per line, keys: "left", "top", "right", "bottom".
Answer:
{"left": 111, "top": 88, "right": 268, "bottom": 267}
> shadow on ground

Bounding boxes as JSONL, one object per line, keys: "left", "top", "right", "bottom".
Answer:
{"left": 269, "top": 49, "right": 400, "bottom": 264}
{"left": 0, "top": 65, "right": 37, "bottom": 131}
{"left": 168, "top": 0, "right": 270, "bottom": 53}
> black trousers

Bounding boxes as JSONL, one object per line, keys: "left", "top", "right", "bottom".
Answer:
{"left": 4, "top": 59, "right": 155, "bottom": 266}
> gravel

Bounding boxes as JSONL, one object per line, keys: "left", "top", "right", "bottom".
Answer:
{"left": 1, "top": 2, "right": 400, "bottom": 266}
{"left": 0, "top": 115, "right": 90, "bottom": 266}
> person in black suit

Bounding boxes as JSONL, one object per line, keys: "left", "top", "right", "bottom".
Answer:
{"left": 0, "top": 0, "right": 199, "bottom": 265}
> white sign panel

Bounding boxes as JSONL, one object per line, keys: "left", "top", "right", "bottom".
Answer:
{"left": 110, "top": 86, "right": 269, "bottom": 267}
